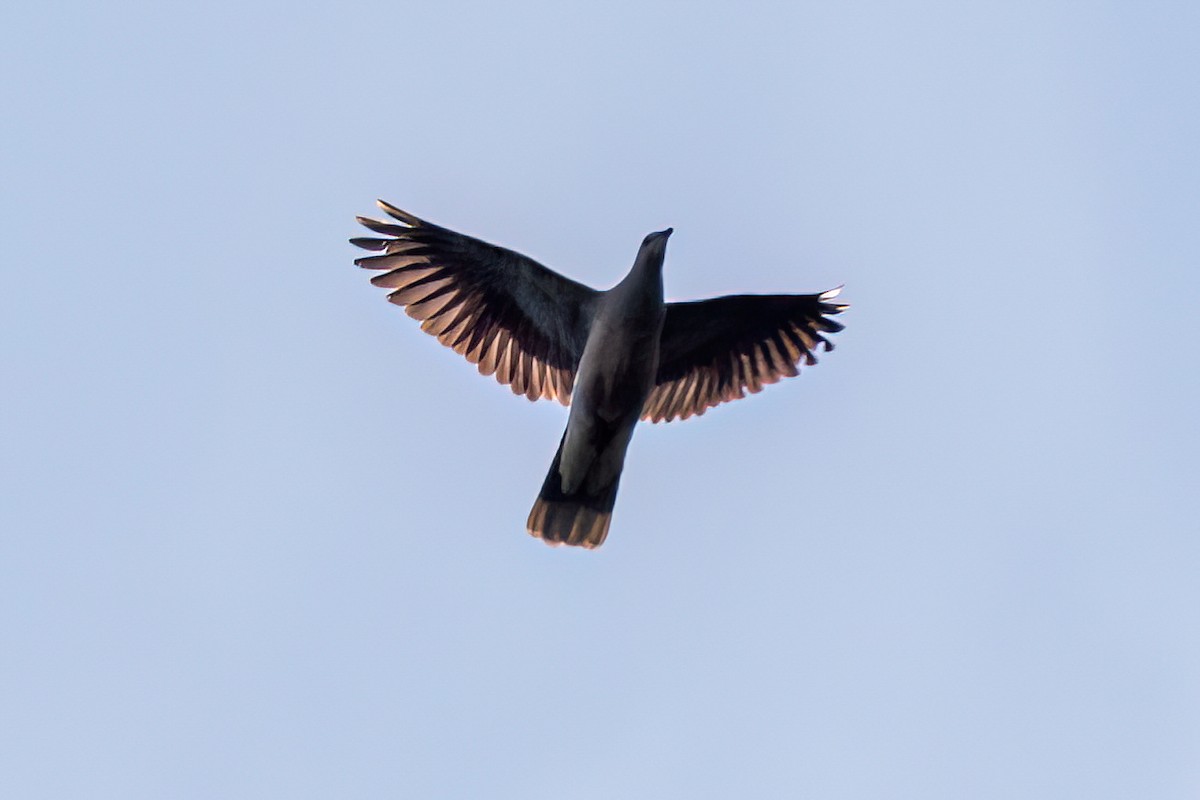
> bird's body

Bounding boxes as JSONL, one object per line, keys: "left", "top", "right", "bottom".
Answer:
{"left": 351, "top": 201, "right": 846, "bottom": 549}
{"left": 531, "top": 231, "right": 669, "bottom": 546}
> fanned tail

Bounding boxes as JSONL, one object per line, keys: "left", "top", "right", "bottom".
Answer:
{"left": 526, "top": 437, "right": 620, "bottom": 549}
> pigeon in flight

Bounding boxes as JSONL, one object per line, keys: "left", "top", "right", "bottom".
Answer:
{"left": 351, "top": 201, "right": 847, "bottom": 549}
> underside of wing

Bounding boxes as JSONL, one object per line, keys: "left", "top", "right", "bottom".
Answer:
{"left": 643, "top": 288, "right": 848, "bottom": 423}
{"left": 351, "top": 201, "right": 600, "bottom": 404}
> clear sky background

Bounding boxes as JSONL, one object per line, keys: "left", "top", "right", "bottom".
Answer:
{"left": 3, "top": 1, "right": 1198, "bottom": 797}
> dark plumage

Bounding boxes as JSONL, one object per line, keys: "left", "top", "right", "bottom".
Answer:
{"left": 352, "top": 201, "right": 847, "bottom": 548}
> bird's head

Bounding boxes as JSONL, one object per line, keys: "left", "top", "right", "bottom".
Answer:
{"left": 636, "top": 227, "right": 673, "bottom": 269}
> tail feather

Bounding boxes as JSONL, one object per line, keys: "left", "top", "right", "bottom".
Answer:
{"left": 527, "top": 437, "right": 621, "bottom": 549}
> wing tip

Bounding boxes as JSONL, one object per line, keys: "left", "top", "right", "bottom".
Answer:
{"left": 376, "top": 199, "right": 421, "bottom": 227}
{"left": 349, "top": 236, "right": 388, "bottom": 251}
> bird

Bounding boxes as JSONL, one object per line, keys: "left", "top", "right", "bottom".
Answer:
{"left": 351, "top": 200, "right": 847, "bottom": 549}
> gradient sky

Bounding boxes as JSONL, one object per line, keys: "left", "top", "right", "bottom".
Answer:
{"left": 3, "top": 1, "right": 1198, "bottom": 797}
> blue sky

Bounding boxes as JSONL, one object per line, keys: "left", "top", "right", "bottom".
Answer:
{"left": 3, "top": 1, "right": 1198, "bottom": 797}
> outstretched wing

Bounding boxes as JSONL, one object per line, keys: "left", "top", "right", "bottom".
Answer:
{"left": 352, "top": 201, "right": 600, "bottom": 404}
{"left": 643, "top": 288, "right": 848, "bottom": 423}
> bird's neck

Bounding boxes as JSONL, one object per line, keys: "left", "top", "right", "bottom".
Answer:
{"left": 617, "top": 255, "right": 664, "bottom": 301}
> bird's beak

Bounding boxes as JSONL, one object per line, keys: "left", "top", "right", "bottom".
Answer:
{"left": 657, "top": 228, "right": 674, "bottom": 240}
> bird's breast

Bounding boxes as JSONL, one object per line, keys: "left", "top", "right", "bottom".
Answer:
{"left": 573, "top": 305, "right": 664, "bottom": 424}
